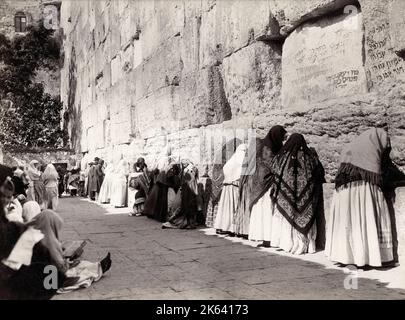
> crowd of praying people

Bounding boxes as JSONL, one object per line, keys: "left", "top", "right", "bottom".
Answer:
{"left": 90, "top": 124, "right": 405, "bottom": 269}
{"left": 1, "top": 124, "right": 405, "bottom": 299}
{"left": 211, "top": 125, "right": 405, "bottom": 267}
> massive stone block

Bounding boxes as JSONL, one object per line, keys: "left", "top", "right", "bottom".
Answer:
{"left": 133, "top": 86, "right": 181, "bottom": 139}
{"left": 270, "top": 0, "right": 355, "bottom": 36}
{"left": 362, "top": 0, "right": 405, "bottom": 88}
{"left": 221, "top": 41, "right": 282, "bottom": 117}
{"left": 282, "top": 11, "right": 368, "bottom": 110}
{"left": 389, "top": 0, "right": 405, "bottom": 56}
{"left": 179, "top": 66, "right": 232, "bottom": 128}
{"left": 139, "top": 0, "right": 184, "bottom": 61}
{"left": 132, "top": 36, "right": 183, "bottom": 102}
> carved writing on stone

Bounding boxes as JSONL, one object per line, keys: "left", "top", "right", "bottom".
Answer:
{"left": 282, "top": 12, "right": 368, "bottom": 109}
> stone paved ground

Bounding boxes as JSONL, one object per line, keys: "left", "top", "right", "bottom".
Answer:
{"left": 53, "top": 197, "right": 405, "bottom": 300}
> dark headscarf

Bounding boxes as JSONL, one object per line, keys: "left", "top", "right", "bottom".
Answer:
{"left": 263, "top": 125, "right": 287, "bottom": 155}
{"left": 268, "top": 133, "right": 325, "bottom": 235}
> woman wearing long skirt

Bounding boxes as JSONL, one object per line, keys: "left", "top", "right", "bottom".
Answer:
{"left": 110, "top": 159, "right": 129, "bottom": 208}
{"left": 163, "top": 161, "right": 202, "bottom": 229}
{"left": 129, "top": 158, "right": 151, "bottom": 217}
{"left": 26, "top": 160, "right": 46, "bottom": 209}
{"left": 214, "top": 144, "right": 247, "bottom": 235}
{"left": 42, "top": 164, "right": 59, "bottom": 210}
{"left": 144, "top": 163, "right": 181, "bottom": 222}
{"left": 98, "top": 163, "right": 114, "bottom": 204}
{"left": 267, "top": 134, "right": 325, "bottom": 255}
{"left": 247, "top": 126, "right": 287, "bottom": 246}
{"left": 325, "top": 128, "right": 405, "bottom": 267}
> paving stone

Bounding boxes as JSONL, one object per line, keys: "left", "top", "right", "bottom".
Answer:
{"left": 53, "top": 198, "right": 405, "bottom": 300}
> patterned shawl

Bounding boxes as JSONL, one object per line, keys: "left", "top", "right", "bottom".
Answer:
{"left": 268, "top": 133, "right": 325, "bottom": 235}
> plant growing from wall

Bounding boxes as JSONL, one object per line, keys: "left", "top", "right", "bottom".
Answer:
{"left": 0, "top": 21, "right": 68, "bottom": 150}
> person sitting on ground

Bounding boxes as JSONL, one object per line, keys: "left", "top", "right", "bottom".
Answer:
{"left": 22, "top": 201, "right": 112, "bottom": 294}
{"left": 11, "top": 166, "right": 28, "bottom": 197}
{"left": 1, "top": 178, "right": 23, "bottom": 223}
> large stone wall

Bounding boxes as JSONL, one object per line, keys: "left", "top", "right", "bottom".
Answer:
{"left": 60, "top": 0, "right": 405, "bottom": 178}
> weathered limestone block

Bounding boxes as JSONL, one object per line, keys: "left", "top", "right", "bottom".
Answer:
{"left": 133, "top": 86, "right": 181, "bottom": 139}
{"left": 180, "top": 66, "right": 232, "bottom": 128}
{"left": 139, "top": 0, "right": 184, "bottom": 61}
{"left": 181, "top": 1, "right": 202, "bottom": 75}
{"left": 199, "top": 3, "right": 222, "bottom": 68}
{"left": 107, "top": 78, "right": 132, "bottom": 117}
{"left": 121, "top": 43, "right": 134, "bottom": 74}
{"left": 133, "top": 36, "right": 182, "bottom": 102}
{"left": 110, "top": 53, "right": 122, "bottom": 86}
{"left": 108, "top": 3, "right": 121, "bottom": 58}
{"left": 221, "top": 41, "right": 282, "bottom": 117}
{"left": 133, "top": 39, "right": 143, "bottom": 70}
{"left": 362, "top": 0, "right": 405, "bottom": 87}
{"left": 389, "top": 0, "right": 405, "bottom": 56}
{"left": 218, "top": 0, "right": 280, "bottom": 56}
{"left": 270, "top": 0, "right": 355, "bottom": 36}
{"left": 282, "top": 11, "right": 368, "bottom": 110}
{"left": 110, "top": 107, "right": 132, "bottom": 145}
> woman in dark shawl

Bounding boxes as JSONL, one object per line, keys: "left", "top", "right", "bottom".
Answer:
{"left": 267, "top": 133, "right": 325, "bottom": 255}
{"left": 144, "top": 163, "right": 182, "bottom": 222}
{"left": 162, "top": 160, "right": 202, "bottom": 229}
{"left": 129, "top": 158, "right": 151, "bottom": 217}
{"left": 235, "top": 126, "right": 287, "bottom": 239}
{"left": 326, "top": 128, "right": 405, "bottom": 267}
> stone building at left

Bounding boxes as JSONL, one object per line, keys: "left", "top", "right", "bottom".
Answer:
{"left": 0, "top": 0, "right": 62, "bottom": 97}
{"left": 0, "top": 0, "right": 74, "bottom": 168}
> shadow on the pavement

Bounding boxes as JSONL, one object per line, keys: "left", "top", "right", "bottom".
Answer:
{"left": 53, "top": 197, "right": 405, "bottom": 300}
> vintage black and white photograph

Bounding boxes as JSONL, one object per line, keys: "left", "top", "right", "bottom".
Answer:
{"left": 1, "top": 0, "right": 405, "bottom": 303}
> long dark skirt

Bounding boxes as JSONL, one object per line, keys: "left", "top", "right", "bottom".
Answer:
{"left": 143, "top": 182, "right": 169, "bottom": 222}
{"left": 165, "top": 184, "right": 199, "bottom": 229}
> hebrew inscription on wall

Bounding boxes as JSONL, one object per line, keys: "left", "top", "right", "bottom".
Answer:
{"left": 282, "top": 12, "right": 368, "bottom": 109}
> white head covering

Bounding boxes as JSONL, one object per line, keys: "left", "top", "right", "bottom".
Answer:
{"left": 27, "top": 160, "right": 41, "bottom": 181}
{"left": 223, "top": 144, "right": 248, "bottom": 183}
{"left": 22, "top": 201, "right": 42, "bottom": 223}
{"left": 42, "top": 164, "right": 59, "bottom": 182}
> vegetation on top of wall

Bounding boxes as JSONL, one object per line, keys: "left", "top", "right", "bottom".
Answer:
{"left": 0, "top": 21, "right": 68, "bottom": 150}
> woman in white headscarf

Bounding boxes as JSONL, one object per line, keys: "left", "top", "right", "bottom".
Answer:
{"left": 42, "top": 164, "right": 60, "bottom": 210}
{"left": 110, "top": 159, "right": 129, "bottom": 208}
{"left": 26, "top": 160, "right": 45, "bottom": 208}
{"left": 213, "top": 143, "right": 248, "bottom": 235}
{"left": 98, "top": 162, "right": 114, "bottom": 204}
{"left": 21, "top": 201, "right": 112, "bottom": 294}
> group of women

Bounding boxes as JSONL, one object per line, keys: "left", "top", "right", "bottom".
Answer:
{"left": 1, "top": 161, "right": 62, "bottom": 225}
{"left": 128, "top": 149, "right": 204, "bottom": 230}
{"left": 0, "top": 164, "right": 112, "bottom": 299}
{"left": 214, "top": 126, "right": 405, "bottom": 268}
{"left": 96, "top": 158, "right": 130, "bottom": 208}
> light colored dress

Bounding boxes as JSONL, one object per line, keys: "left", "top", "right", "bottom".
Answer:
{"left": 325, "top": 181, "right": 393, "bottom": 267}
{"left": 98, "top": 166, "right": 114, "bottom": 204}
{"left": 213, "top": 182, "right": 239, "bottom": 233}
{"left": 248, "top": 189, "right": 273, "bottom": 242}
{"left": 270, "top": 206, "right": 317, "bottom": 255}
{"left": 110, "top": 160, "right": 128, "bottom": 207}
